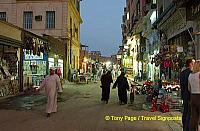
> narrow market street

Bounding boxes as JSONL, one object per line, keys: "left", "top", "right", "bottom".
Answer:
{"left": 0, "top": 81, "right": 182, "bottom": 131}
{"left": 0, "top": 0, "right": 199, "bottom": 131}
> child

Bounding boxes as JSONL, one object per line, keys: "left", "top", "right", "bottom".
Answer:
{"left": 130, "top": 84, "right": 135, "bottom": 104}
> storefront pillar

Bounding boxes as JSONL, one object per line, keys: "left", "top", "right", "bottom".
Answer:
{"left": 19, "top": 47, "right": 23, "bottom": 92}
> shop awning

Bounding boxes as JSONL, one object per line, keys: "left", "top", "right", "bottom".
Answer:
{"left": 0, "top": 35, "right": 22, "bottom": 47}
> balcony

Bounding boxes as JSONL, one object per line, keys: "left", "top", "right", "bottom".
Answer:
{"left": 122, "top": 15, "right": 127, "bottom": 23}
{"left": 124, "top": 7, "right": 127, "bottom": 13}
{"left": 144, "top": 3, "right": 157, "bottom": 13}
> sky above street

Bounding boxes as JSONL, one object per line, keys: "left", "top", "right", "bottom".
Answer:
{"left": 80, "top": 0, "right": 125, "bottom": 57}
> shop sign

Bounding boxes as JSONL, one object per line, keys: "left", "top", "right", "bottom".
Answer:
{"left": 167, "top": 21, "right": 187, "bottom": 39}
{"left": 24, "top": 51, "right": 44, "bottom": 60}
{"left": 177, "top": 46, "right": 183, "bottom": 52}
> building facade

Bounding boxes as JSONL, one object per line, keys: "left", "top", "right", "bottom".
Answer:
{"left": 121, "top": 0, "right": 199, "bottom": 83}
{"left": 0, "top": 20, "right": 50, "bottom": 94}
{"left": 67, "top": 0, "right": 82, "bottom": 80}
{"left": 0, "top": 0, "right": 82, "bottom": 80}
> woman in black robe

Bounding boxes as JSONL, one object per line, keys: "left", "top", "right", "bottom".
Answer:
{"left": 113, "top": 72, "right": 129, "bottom": 104}
{"left": 100, "top": 71, "right": 113, "bottom": 104}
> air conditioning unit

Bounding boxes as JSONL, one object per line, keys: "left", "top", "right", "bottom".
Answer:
{"left": 35, "top": 15, "right": 42, "bottom": 21}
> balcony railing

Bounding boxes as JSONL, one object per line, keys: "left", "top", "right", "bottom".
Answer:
{"left": 144, "top": 3, "right": 157, "bottom": 13}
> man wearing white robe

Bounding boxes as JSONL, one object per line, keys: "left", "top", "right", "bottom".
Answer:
{"left": 38, "top": 67, "right": 62, "bottom": 117}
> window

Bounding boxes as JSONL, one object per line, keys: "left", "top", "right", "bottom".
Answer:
{"left": 0, "top": 12, "right": 6, "bottom": 21}
{"left": 76, "top": 0, "right": 80, "bottom": 12}
{"left": 46, "top": 11, "right": 55, "bottom": 29}
{"left": 23, "top": 11, "right": 33, "bottom": 29}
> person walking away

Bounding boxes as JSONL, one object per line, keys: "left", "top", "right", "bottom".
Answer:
{"left": 188, "top": 60, "right": 200, "bottom": 131}
{"left": 180, "top": 58, "right": 195, "bottom": 131}
{"left": 100, "top": 71, "right": 113, "bottom": 104}
{"left": 37, "top": 67, "right": 63, "bottom": 117}
{"left": 113, "top": 72, "right": 130, "bottom": 105}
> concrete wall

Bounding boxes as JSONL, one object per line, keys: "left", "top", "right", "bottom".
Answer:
{"left": 0, "top": 0, "right": 68, "bottom": 38}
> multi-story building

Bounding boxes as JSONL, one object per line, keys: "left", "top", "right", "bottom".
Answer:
{"left": 0, "top": 0, "right": 82, "bottom": 81}
{"left": 67, "top": 0, "right": 82, "bottom": 78}
{"left": 121, "top": 0, "right": 147, "bottom": 79}
{"left": 121, "top": 0, "right": 160, "bottom": 81}
{"left": 121, "top": 0, "right": 200, "bottom": 83}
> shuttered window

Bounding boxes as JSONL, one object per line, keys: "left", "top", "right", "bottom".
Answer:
{"left": 0, "top": 12, "right": 6, "bottom": 21}
{"left": 23, "top": 11, "right": 33, "bottom": 29}
{"left": 46, "top": 11, "right": 55, "bottom": 29}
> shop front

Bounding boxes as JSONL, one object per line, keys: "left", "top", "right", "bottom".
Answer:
{"left": 43, "top": 35, "right": 65, "bottom": 79}
{"left": 23, "top": 50, "right": 48, "bottom": 87}
{"left": 22, "top": 32, "right": 50, "bottom": 89}
{"left": 155, "top": 7, "right": 194, "bottom": 83}
{"left": 0, "top": 21, "right": 22, "bottom": 96}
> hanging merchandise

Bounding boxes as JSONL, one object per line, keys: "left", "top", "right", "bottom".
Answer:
{"left": 24, "top": 36, "right": 33, "bottom": 50}
{"left": 151, "top": 58, "right": 155, "bottom": 64}
{"left": 154, "top": 53, "right": 162, "bottom": 67}
{"left": 37, "top": 45, "right": 41, "bottom": 56}
{"left": 32, "top": 41, "right": 36, "bottom": 55}
{"left": 44, "top": 42, "right": 50, "bottom": 53}
{"left": 163, "top": 45, "right": 170, "bottom": 52}
{"left": 35, "top": 39, "right": 38, "bottom": 55}
{"left": 163, "top": 59, "right": 172, "bottom": 68}
{"left": 40, "top": 45, "right": 44, "bottom": 53}
{"left": 155, "top": 58, "right": 160, "bottom": 67}
{"left": 170, "top": 44, "right": 177, "bottom": 53}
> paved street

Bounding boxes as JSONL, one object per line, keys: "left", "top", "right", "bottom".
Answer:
{"left": 0, "top": 82, "right": 182, "bottom": 131}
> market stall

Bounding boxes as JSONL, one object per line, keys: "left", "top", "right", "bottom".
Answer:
{"left": 23, "top": 35, "right": 49, "bottom": 88}
{"left": 0, "top": 43, "right": 20, "bottom": 96}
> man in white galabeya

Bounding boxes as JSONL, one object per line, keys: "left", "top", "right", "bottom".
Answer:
{"left": 37, "top": 67, "right": 63, "bottom": 117}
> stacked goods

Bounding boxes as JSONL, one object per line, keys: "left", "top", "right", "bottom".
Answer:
{"left": 160, "top": 102, "right": 169, "bottom": 113}
{"left": 159, "top": 96, "right": 169, "bottom": 113}
{"left": 151, "top": 97, "right": 157, "bottom": 112}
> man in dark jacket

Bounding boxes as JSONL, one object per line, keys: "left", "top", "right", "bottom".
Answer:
{"left": 101, "top": 71, "right": 113, "bottom": 104}
{"left": 180, "top": 58, "right": 194, "bottom": 131}
{"left": 113, "top": 72, "right": 129, "bottom": 104}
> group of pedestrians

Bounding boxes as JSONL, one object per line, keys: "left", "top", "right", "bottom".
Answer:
{"left": 180, "top": 58, "right": 200, "bottom": 131}
{"left": 100, "top": 70, "right": 130, "bottom": 105}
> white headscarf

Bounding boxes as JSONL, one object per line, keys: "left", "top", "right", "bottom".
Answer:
{"left": 50, "top": 67, "right": 55, "bottom": 70}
